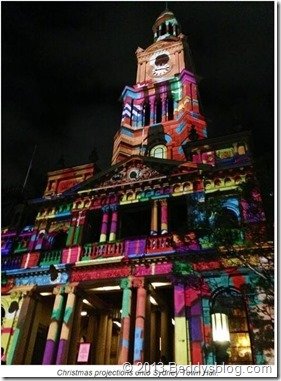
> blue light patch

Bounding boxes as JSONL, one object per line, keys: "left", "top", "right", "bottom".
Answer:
{"left": 176, "top": 123, "right": 185, "bottom": 134}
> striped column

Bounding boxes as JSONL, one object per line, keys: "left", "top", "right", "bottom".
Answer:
{"left": 161, "top": 93, "right": 167, "bottom": 122}
{"left": 109, "top": 205, "right": 118, "bottom": 242}
{"left": 118, "top": 278, "right": 132, "bottom": 364}
{"left": 99, "top": 206, "right": 110, "bottom": 243}
{"left": 150, "top": 200, "right": 158, "bottom": 235}
{"left": 133, "top": 278, "right": 147, "bottom": 364}
{"left": 160, "top": 199, "right": 168, "bottom": 234}
{"left": 73, "top": 210, "right": 86, "bottom": 245}
{"left": 9, "top": 289, "right": 35, "bottom": 365}
{"left": 149, "top": 96, "right": 156, "bottom": 125}
{"left": 174, "top": 283, "right": 190, "bottom": 364}
{"left": 66, "top": 214, "right": 77, "bottom": 246}
{"left": 56, "top": 285, "right": 77, "bottom": 365}
{"left": 42, "top": 286, "right": 65, "bottom": 364}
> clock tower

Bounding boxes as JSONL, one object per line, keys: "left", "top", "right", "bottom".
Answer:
{"left": 112, "top": 9, "right": 207, "bottom": 164}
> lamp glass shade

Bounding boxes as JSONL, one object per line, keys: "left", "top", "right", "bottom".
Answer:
{"left": 211, "top": 313, "right": 230, "bottom": 342}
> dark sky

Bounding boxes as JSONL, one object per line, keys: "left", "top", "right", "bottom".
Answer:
{"left": 2, "top": 1, "right": 274, "bottom": 196}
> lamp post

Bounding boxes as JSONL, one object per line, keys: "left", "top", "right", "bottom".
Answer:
{"left": 211, "top": 313, "right": 230, "bottom": 364}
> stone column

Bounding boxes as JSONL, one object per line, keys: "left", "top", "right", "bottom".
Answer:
{"left": 99, "top": 205, "right": 110, "bottom": 243}
{"left": 118, "top": 278, "right": 132, "bottom": 364}
{"left": 161, "top": 93, "right": 168, "bottom": 122}
{"left": 202, "top": 297, "right": 214, "bottom": 365}
{"left": 160, "top": 199, "right": 168, "bottom": 234}
{"left": 160, "top": 309, "right": 169, "bottom": 360}
{"left": 105, "top": 315, "right": 113, "bottom": 364}
{"left": 56, "top": 285, "right": 77, "bottom": 365}
{"left": 73, "top": 210, "right": 86, "bottom": 245}
{"left": 150, "top": 200, "right": 158, "bottom": 235}
{"left": 174, "top": 283, "right": 190, "bottom": 364}
{"left": 150, "top": 310, "right": 157, "bottom": 363}
{"left": 95, "top": 311, "right": 108, "bottom": 364}
{"left": 9, "top": 288, "right": 36, "bottom": 365}
{"left": 109, "top": 205, "right": 118, "bottom": 242}
{"left": 133, "top": 278, "right": 147, "bottom": 364}
{"left": 149, "top": 96, "right": 156, "bottom": 125}
{"left": 43, "top": 286, "right": 65, "bottom": 364}
{"left": 24, "top": 298, "right": 42, "bottom": 364}
{"left": 67, "top": 296, "right": 83, "bottom": 365}
{"left": 66, "top": 214, "right": 77, "bottom": 246}
{"left": 87, "top": 315, "right": 98, "bottom": 364}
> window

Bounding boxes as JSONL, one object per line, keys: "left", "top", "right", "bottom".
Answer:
{"left": 150, "top": 145, "right": 167, "bottom": 159}
{"left": 211, "top": 288, "right": 253, "bottom": 365}
{"left": 143, "top": 101, "right": 150, "bottom": 126}
{"left": 155, "top": 98, "right": 162, "bottom": 123}
{"left": 119, "top": 204, "right": 150, "bottom": 238}
{"left": 167, "top": 95, "right": 174, "bottom": 120}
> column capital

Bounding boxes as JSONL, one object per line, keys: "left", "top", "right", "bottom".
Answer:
{"left": 120, "top": 277, "right": 132, "bottom": 290}
{"left": 132, "top": 277, "right": 145, "bottom": 289}
{"left": 64, "top": 283, "right": 79, "bottom": 294}
{"left": 101, "top": 205, "right": 111, "bottom": 213}
{"left": 110, "top": 204, "right": 119, "bottom": 212}
{"left": 53, "top": 285, "right": 66, "bottom": 296}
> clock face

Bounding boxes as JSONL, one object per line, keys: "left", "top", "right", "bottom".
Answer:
{"left": 150, "top": 50, "right": 171, "bottom": 77}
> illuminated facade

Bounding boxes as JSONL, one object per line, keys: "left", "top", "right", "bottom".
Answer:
{"left": 1, "top": 9, "right": 273, "bottom": 366}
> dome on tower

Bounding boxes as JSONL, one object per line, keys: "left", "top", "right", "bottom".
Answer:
{"left": 152, "top": 9, "right": 181, "bottom": 42}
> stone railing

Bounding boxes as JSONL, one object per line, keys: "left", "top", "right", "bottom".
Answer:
{"left": 146, "top": 235, "right": 175, "bottom": 255}
{"left": 39, "top": 250, "right": 62, "bottom": 267}
{"left": 81, "top": 241, "right": 124, "bottom": 261}
{"left": 2, "top": 255, "right": 22, "bottom": 271}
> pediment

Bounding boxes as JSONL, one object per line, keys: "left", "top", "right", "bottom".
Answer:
{"left": 69, "top": 156, "right": 182, "bottom": 194}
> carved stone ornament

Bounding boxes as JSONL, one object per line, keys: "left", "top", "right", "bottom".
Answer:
{"left": 100, "top": 162, "right": 160, "bottom": 187}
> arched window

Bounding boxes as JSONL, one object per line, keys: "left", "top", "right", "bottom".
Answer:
{"left": 211, "top": 288, "right": 253, "bottom": 365}
{"left": 130, "top": 99, "right": 134, "bottom": 126}
{"left": 214, "top": 208, "right": 239, "bottom": 229}
{"left": 168, "top": 23, "right": 173, "bottom": 35}
{"left": 150, "top": 145, "right": 167, "bottom": 159}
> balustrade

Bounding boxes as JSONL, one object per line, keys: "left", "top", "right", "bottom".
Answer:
{"left": 146, "top": 234, "right": 174, "bottom": 255}
{"left": 2, "top": 255, "right": 22, "bottom": 270}
{"left": 39, "top": 250, "right": 62, "bottom": 267}
{"left": 81, "top": 241, "right": 124, "bottom": 261}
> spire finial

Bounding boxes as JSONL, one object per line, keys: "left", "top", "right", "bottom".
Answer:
{"left": 165, "top": 2, "right": 169, "bottom": 11}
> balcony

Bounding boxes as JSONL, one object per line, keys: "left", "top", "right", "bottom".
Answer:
{"left": 81, "top": 241, "right": 124, "bottom": 261}
{"left": 146, "top": 235, "right": 175, "bottom": 256}
{"left": 39, "top": 250, "right": 62, "bottom": 267}
{"left": 2, "top": 255, "right": 22, "bottom": 271}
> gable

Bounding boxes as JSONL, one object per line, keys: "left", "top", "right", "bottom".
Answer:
{"left": 66, "top": 156, "right": 182, "bottom": 194}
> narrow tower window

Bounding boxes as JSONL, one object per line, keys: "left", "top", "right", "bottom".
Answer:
{"left": 130, "top": 99, "right": 134, "bottom": 126}
{"left": 156, "top": 98, "right": 162, "bottom": 124}
{"left": 143, "top": 100, "right": 150, "bottom": 126}
{"left": 167, "top": 95, "right": 174, "bottom": 120}
{"left": 168, "top": 23, "right": 173, "bottom": 35}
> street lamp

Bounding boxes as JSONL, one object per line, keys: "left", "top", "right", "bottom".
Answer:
{"left": 211, "top": 313, "right": 230, "bottom": 364}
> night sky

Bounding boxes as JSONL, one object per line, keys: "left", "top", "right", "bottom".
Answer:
{"left": 2, "top": 1, "right": 274, "bottom": 197}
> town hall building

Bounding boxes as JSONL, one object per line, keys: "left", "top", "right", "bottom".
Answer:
{"left": 1, "top": 8, "right": 274, "bottom": 366}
